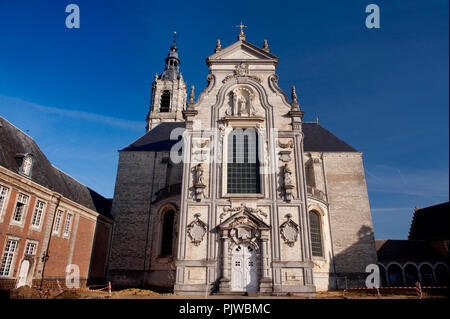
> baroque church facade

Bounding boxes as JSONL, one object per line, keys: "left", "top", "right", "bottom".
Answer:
{"left": 107, "top": 29, "right": 378, "bottom": 296}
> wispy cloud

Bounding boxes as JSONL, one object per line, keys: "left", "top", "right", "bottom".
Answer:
{"left": 366, "top": 165, "right": 449, "bottom": 202}
{"left": 0, "top": 95, "right": 142, "bottom": 132}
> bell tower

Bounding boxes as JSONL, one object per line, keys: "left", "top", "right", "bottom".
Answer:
{"left": 145, "top": 33, "right": 187, "bottom": 131}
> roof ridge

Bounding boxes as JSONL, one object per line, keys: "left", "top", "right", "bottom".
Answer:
{"left": 0, "top": 116, "right": 36, "bottom": 143}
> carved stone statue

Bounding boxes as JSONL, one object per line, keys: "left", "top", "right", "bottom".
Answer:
{"left": 193, "top": 163, "right": 205, "bottom": 186}
{"left": 282, "top": 164, "right": 295, "bottom": 202}
{"left": 283, "top": 164, "right": 293, "bottom": 186}
{"left": 192, "top": 163, "right": 206, "bottom": 201}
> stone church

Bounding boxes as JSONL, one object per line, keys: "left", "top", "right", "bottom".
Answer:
{"left": 107, "top": 28, "right": 378, "bottom": 296}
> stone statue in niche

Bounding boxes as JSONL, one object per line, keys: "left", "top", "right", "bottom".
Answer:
{"left": 193, "top": 163, "right": 205, "bottom": 185}
{"left": 282, "top": 163, "right": 294, "bottom": 202}
{"left": 192, "top": 163, "right": 206, "bottom": 201}
{"left": 226, "top": 87, "right": 257, "bottom": 116}
{"left": 283, "top": 164, "right": 293, "bottom": 186}
{"left": 280, "top": 214, "right": 299, "bottom": 247}
{"left": 187, "top": 214, "right": 207, "bottom": 246}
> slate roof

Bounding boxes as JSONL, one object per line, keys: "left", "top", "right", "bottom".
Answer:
{"left": 121, "top": 122, "right": 185, "bottom": 152}
{"left": 121, "top": 122, "right": 358, "bottom": 153}
{"left": 0, "top": 116, "right": 112, "bottom": 219}
{"left": 375, "top": 239, "right": 446, "bottom": 264}
{"left": 302, "top": 123, "right": 358, "bottom": 152}
{"left": 408, "top": 202, "right": 449, "bottom": 241}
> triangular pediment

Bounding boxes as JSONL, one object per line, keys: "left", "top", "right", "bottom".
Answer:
{"left": 218, "top": 207, "right": 270, "bottom": 230}
{"left": 207, "top": 40, "right": 278, "bottom": 65}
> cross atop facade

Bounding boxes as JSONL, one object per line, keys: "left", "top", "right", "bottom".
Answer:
{"left": 236, "top": 22, "right": 247, "bottom": 35}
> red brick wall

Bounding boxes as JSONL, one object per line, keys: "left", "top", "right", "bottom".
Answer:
{"left": 0, "top": 188, "right": 49, "bottom": 280}
{"left": 1, "top": 179, "right": 113, "bottom": 290}
{"left": 71, "top": 216, "right": 96, "bottom": 278}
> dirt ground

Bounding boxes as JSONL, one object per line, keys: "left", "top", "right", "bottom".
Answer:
{"left": 7, "top": 286, "right": 449, "bottom": 299}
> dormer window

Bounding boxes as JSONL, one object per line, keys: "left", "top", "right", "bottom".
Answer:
{"left": 160, "top": 90, "right": 171, "bottom": 112}
{"left": 19, "top": 154, "right": 33, "bottom": 177}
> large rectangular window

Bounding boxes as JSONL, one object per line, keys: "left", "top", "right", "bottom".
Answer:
{"left": 63, "top": 213, "right": 73, "bottom": 237}
{"left": 12, "top": 194, "right": 28, "bottom": 223}
{"left": 53, "top": 210, "right": 64, "bottom": 234}
{"left": 31, "top": 200, "right": 45, "bottom": 228}
{"left": 0, "top": 185, "right": 9, "bottom": 218}
{"left": 0, "top": 239, "right": 18, "bottom": 276}
{"left": 227, "top": 128, "right": 260, "bottom": 194}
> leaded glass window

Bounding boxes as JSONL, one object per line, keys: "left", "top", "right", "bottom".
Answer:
{"left": 309, "top": 211, "right": 323, "bottom": 257}
{"left": 0, "top": 239, "right": 18, "bottom": 276}
{"left": 0, "top": 185, "right": 9, "bottom": 218}
{"left": 227, "top": 128, "right": 260, "bottom": 194}
{"left": 31, "top": 200, "right": 45, "bottom": 228}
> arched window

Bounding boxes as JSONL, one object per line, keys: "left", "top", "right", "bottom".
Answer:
{"left": 378, "top": 264, "right": 388, "bottom": 287}
{"left": 387, "top": 264, "right": 404, "bottom": 286}
{"left": 404, "top": 264, "right": 419, "bottom": 286}
{"left": 160, "top": 209, "right": 175, "bottom": 256}
{"left": 160, "top": 90, "right": 171, "bottom": 112}
{"left": 227, "top": 128, "right": 260, "bottom": 194}
{"left": 435, "top": 264, "right": 449, "bottom": 286}
{"left": 309, "top": 211, "right": 323, "bottom": 257}
{"left": 420, "top": 264, "right": 435, "bottom": 286}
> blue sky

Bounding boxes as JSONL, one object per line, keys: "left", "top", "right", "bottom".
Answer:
{"left": 0, "top": 0, "right": 448, "bottom": 239}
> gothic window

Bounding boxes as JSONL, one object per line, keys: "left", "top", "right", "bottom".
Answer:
{"left": 309, "top": 211, "right": 323, "bottom": 257}
{"left": 161, "top": 209, "right": 175, "bottom": 256}
{"left": 160, "top": 90, "right": 171, "bottom": 112}
{"left": 227, "top": 128, "right": 260, "bottom": 194}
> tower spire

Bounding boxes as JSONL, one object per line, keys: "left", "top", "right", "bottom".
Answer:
{"left": 160, "top": 32, "right": 181, "bottom": 80}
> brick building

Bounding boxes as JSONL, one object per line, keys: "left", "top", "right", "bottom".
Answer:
{"left": 0, "top": 116, "right": 113, "bottom": 289}
{"left": 107, "top": 30, "right": 378, "bottom": 295}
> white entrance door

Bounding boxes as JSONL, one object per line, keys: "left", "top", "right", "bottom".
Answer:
{"left": 16, "top": 260, "right": 30, "bottom": 288}
{"left": 231, "top": 244, "right": 258, "bottom": 292}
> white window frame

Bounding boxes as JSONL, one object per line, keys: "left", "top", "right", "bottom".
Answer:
{"left": 10, "top": 193, "right": 29, "bottom": 226}
{"left": 30, "top": 200, "right": 46, "bottom": 230}
{"left": 0, "top": 185, "right": 10, "bottom": 222}
{"left": 0, "top": 238, "right": 19, "bottom": 277}
{"left": 24, "top": 240, "right": 38, "bottom": 256}
{"left": 53, "top": 209, "right": 64, "bottom": 235}
{"left": 62, "top": 213, "right": 73, "bottom": 238}
{"left": 22, "top": 156, "right": 32, "bottom": 175}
